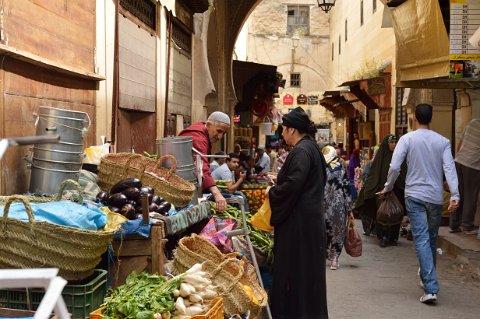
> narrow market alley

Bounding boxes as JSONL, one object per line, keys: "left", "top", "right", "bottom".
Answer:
{"left": 326, "top": 222, "right": 480, "bottom": 319}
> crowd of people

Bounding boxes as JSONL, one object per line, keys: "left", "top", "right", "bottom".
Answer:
{"left": 181, "top": 104, "right": 478, "bottom": 318}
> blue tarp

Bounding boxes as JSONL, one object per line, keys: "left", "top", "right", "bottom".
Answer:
{"left": 0, "top": 200, "right": 107, "bottom": 231}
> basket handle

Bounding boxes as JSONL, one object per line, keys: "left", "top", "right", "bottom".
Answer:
{"left": 122, "top": 153, "right": 147, "bottom": 174}
{"left": 210, "top": 258, "right": 244, "bottom": 293}
{"left": 55, "top": 179, "right": 84, "bottom": 203}
{"left": 155, "top": 154, "right": 177, "bottom": 178}
{"left": 2, "top": 195, "right": 35, "bottom": 232}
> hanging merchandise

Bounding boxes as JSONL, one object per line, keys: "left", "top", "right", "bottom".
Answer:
{"left": 252, "top": 98, "right": 268, "bottom": 117}
{"left": 260, "top": 118, "right": 275, "bottom": 136}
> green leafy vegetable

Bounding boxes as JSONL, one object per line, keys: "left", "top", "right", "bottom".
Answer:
{"left": 103, "top": 272, "right": 182, "bottom": 319}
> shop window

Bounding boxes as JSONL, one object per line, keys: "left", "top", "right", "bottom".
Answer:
{"left": 290, "top": 73, "right": 301, "bottom": 87}
{"left": 345, "top": 19, "right": 348, "bottom": 42}
{"left": 287, "top": 5, "right": 310, "bottom": 35}
{"left": 120, "top": 0, "right": 157, "bottom": 31}
{"left": 360, "top": 1, "right": 364, "bottom": 26}
{"left": 373, "top": 0, "right": 377, "bottom": 13}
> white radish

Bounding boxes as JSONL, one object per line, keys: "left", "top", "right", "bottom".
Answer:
{"left": 172, "top": 316, "right": 191, "bottom": 319}
{"left": 189, "top": 293, "right": 203, "bottom": 304}
{"left": 185, "top": 305, "right": 204, "bottom": 316}
{"left": 154, "top": 313, "right": 162, "bottom": 319}
{"left": 173, "top": 289, "right": 180, "bottom": 297}
{"left": 161, "top": 312, "right": 171, "bottom": 319}
{"left": 185, "top": 263, "right": 203, "bottom": 275}
{"left": 201, "top": 289, "right": 217, "bottom": 299}
{"left": 183, "top": 274, "right": 211, "bottom": 287}
{"left": 175, "top": 297, "right": 187, "bottom": 315}
{"left": 179, "top": 283, "right": 195, "bottom": 297}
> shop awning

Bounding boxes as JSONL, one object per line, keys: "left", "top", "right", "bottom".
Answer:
{"left": 320, "top": 93, "right": 357, "bottom": 118}
{"left": 341, "top": 75, "right": 391, "bottom": 110}
{"left": 385, "top": 0, "right": 450, "bottom": 82}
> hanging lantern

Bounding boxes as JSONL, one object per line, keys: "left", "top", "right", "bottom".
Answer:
{"left": 317, "top": 0, "right": 336, "bottom": 13}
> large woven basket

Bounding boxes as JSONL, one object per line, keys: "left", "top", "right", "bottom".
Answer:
{"left": 172, "top": 235, "right": 267, "bottom": 318}
{"left": 202, "top": 259, "right": 268, "bottom": 318}
{"left": 0, "top": 179, "right": 84, "bottom": 207}
{"left": 98, "top": 153, "right": 195, "bottom": 207}
{"left": 0, "top": 195, "right": 115, "bottom": 281}
{"left": 172, "top": 234, "right": 226, "bottom": 274}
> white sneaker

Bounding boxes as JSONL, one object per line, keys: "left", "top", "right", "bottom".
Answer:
{"left": 420, "top": 293, "right": 437, "bottom": 304}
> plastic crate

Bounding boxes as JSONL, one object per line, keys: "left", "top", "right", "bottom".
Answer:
{"left": 0, "top": 269, "right": 107, "bottom": 319}
{"left": 90, "top": 297, "right": 223, "bottom": 319}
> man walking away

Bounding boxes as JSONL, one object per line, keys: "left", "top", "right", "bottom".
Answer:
{"left": 378, "top": 104, "right": 459, "bottom": 304}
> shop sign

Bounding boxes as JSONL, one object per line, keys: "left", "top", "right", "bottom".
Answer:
{"left": 449, "top": 0, "right": 480, "bottom": 79}
{"left": 308, "top": 95, "right": 319, "bottom": 105}
{"left": 297, "top": 94, "right": 307, "bottom": 104}
{"left": 283, "top": 94, "right": 294, "bottom": 105}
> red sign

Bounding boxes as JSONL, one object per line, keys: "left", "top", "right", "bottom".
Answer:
{"left": 283, "top": 94, "right": 294, "bottom": 105}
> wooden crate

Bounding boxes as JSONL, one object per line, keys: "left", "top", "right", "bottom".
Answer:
{"left": 110, "top": 222, "right": 167, "bottom": 288}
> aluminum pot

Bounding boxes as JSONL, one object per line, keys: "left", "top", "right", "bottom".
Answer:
{"left": 29, "top": 164, "right": 80, "bottom": 194}
{"left": 32, "top": 147, "right": 85, "bottom": 163}
{"left": 35, "top": 106, "right": 90, "bottom": 151}
{"left": 156, "top": 136, "right": 196, "bottom": 182}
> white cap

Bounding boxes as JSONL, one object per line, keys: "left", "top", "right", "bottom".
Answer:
{"left": 208, "top": 111, "right": 231, "bottom": 125}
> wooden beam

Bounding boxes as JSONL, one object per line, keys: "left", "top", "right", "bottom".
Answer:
{"left": 350, "top": 84, "right": 380, "bottom": 109}
{"left": 0, "top": 44, "right": 105, "bottom": 81}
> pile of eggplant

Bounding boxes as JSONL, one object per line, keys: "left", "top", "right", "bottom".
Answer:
{"left": 96, "top": 178, "right": 172, "bottom": 220}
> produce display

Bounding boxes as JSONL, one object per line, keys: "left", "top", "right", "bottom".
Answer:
{"left": 96, "top": 178, "right": 172, "bottom": 220}
{"left": 240, "top": 184, "right": 268, "bottom": 214}
{"left": 102, "top": 264, "right": 218, "bottom": 319}
{"left": 210, "top": 205, "right": 274, "bottom": 266}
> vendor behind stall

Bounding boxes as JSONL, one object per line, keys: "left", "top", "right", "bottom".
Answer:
{"left": 212, "top": 153, "right": 249, "bottom": 211}
{"left": 179, "top": 111, "right": 230, "bottom": 212}
{"left": 255, "top": 145, "right": 271, "bottom": 174}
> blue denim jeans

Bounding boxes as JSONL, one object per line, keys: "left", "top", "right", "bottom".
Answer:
{"left": 405, "top": 197, "right": 442, "bottom": 294}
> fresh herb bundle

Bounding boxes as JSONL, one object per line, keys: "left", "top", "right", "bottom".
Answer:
{"left": 103, "top": 272, "right": 182, "bottom": 319}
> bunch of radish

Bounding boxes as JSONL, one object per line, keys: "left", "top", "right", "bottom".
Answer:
{"left": 172, "top": 263, "right": 218, "bottom": 319}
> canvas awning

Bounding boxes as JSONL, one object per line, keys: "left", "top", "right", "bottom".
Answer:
{"left": 382, "top": 0, "right": 450, "bottom": 82}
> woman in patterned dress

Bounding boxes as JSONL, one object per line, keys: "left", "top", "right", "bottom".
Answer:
{"left": 322, "top": 145, "right": 353, "bottom": 270}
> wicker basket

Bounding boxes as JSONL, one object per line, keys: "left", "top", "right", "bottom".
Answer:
{"left": 172, "top": 234, "right": 226, "bottom": 275}
{"left": 97, "top": 153, "right": 195, "bottom": 207}
{"left": 202, "top": 259, "right": 268, "bottom": 318}
{"left": 90, "top": 298, "right": 223, "bottom": 319}
{"left": 97, "top": 153, "right": 148, "bottom": 191}
{"left": 0, "top": 179, "right": 84, "bottom": 207}
{"left": 172, "top": 235, "right": 268, "bottom": 318}
{"left": 0, "top": 195, "right": 115, "bottom": 281}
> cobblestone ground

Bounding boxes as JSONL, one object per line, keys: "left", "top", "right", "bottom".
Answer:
{"left": 326, "top": 220, "right": 480, "bottom": 319}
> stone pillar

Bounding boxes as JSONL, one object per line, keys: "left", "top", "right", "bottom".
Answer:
{"left": 455, "top": 89, "right": 472, "bottom": 151}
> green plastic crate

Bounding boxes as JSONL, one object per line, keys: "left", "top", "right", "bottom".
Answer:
{"left": 0, "top": 269, "right": 107, "bottom": 319}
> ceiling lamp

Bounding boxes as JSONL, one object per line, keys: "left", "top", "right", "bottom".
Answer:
{"left": 317, "top": 0, "right": 336, "bottom": 13}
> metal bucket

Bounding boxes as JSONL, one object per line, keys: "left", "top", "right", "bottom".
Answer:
{"left": 29, "top": 164, "right": 80, "bottom": 194}
{"left": 32, "top": 157, "right": 83, "bottom": 171}
{"left": 29, "top": 107, "right": 89, "bottom": 194}
{"left": 156, "top": 136, "right": 196, "bottom": 182}
{"left": 32, "top": 147, "right": 85, "bottom": 163}
{"left": 35, "top": 106, "right": 90, "bottom": 151}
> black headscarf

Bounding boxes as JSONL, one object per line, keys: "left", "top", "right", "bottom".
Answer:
{"left": 282, "top": 107, "right": 316, "bottom": 134}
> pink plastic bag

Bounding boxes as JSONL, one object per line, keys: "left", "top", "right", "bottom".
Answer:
{"left": 199, "top": 217, "right": 237, "bottom": 253}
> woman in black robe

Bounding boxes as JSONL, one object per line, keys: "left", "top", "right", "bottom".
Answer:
{"left": 268, "top": 107, "right": 328, "bottom": 319}
{"left": 355, "top": 134, "right": 407, "bottom": 247}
